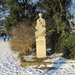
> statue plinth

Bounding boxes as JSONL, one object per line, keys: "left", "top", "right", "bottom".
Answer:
{"left": 36, "top": 35, "right": 46, "bottom": 58}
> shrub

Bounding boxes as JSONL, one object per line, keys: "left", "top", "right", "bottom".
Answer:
{"left": 60, "top": 33, "right": 75, "bottom": 59}
{"left": 10, "top": 23, "right": 35, "bottom": 55}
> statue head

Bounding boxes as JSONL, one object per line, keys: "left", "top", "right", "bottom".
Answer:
{"left": 38, "top": 13, "right": 42, "bottom": 18}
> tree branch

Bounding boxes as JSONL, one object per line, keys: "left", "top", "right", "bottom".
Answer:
{"left": 58, "top": 0, "right": 63, "bottom": 8}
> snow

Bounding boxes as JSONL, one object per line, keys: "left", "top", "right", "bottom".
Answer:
{"left": 0, "top": 37, "right": 75, "bottom": 75}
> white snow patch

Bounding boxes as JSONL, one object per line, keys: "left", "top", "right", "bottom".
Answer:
{"left": 0, "top": 38, "right": 75, "bottom": 75}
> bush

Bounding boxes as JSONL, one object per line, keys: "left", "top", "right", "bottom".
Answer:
{"left": 60, "top": 33, "right": 75, "bottom": 59}
{"left": 10, "top": 23, "right": 35, "bottom": 55}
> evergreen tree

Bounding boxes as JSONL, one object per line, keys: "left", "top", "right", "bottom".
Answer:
{"left": 37, "top": 0, "right": 72, "bottom": 51}
{"left": 4, "top": 0, "right": 20, "bottom": 31}
{"left": 0, "top": 0, "right": 7, "bottom": 19}
{"left": 4, "top": 0, "right": 37, "bottom": 31}
{"left": 0, "top": 0, "right": 7, "bottom": 33}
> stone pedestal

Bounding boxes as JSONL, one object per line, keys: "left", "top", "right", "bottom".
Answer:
{"left": 36, "top": 36, "right": 46, "bottom": 58}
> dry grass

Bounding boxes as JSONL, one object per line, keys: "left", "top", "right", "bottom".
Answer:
{"left": 33, "top": 57, "right": 47, "bottom": 62}
{"left": 10, "top": 23, "right": 35, "bottom": 54}
{"left": 21, "top": 61, "right": 54, "bottom": 67}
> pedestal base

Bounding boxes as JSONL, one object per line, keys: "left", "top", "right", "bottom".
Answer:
{"left": 36, "top": 36, "right": 46, "bottom": 58}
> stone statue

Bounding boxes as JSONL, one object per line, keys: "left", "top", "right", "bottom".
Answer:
{"left": 35, "top": 13, "right": 46, "bottom": 58}
{"left": 35, "top": 13, "right": 46, "bottom": 38}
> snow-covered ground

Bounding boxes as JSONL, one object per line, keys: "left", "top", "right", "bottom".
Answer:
{"left": 0, "top": 37, "right": 75, "bottom": 75}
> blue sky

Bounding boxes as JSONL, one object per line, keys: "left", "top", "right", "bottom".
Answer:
{"left": 32, "top": 0, "right": 38, "bottom": 3}
{"left": 0, "top": 0, "right": 38, "bottom": 20}
{"left": 18, "top": 0, "right": 38, "bottom": 3}
{"left": 0, "top": 0, "right": 75, "bottom": 21}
